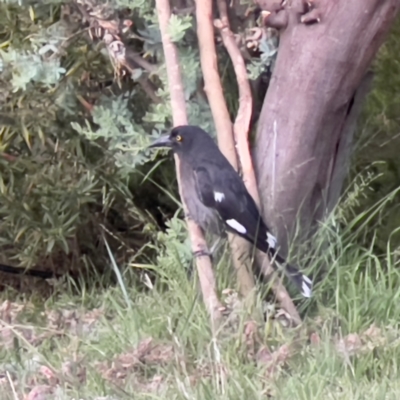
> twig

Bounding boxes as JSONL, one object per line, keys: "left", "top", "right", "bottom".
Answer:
{"left": 155, "top": 0, "right": 223, "bottom": 325}
{"left": 194, "top": 0, "right": 256, "bottom": 299}
{"left": 6, "top": 371, "right": 18, "bottom": 400}
{"left": 137, "top": 76, "right": 160, "bottom": 104}
{"left": 194, "top": 0, "right": 237, "bottom": 166}
{"left": 0, "top": 262, "right": 62, "bottom": 279}
{"left": 215, "top": 0, "right": 301, "bottom": 324}
{"left": 213, "top": 17, "right": 258, "bottom": 202}
{"left": 125, "top": 49, "right": 158, "bottom": 73}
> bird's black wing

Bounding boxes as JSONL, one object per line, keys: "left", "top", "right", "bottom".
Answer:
{"left": 192, "top": 166, "right": 216, "bottom": 207}
{"left": 193, "top": 165, "right": 271, "bottom": 252}
{"left": 193, "top": 165, "right": 313, "bottom": 298}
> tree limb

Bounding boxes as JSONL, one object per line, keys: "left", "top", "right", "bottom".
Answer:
{"left": 213, "top": 18, "right": 258, "bottom": 203}
{"left": 155, "top": 0, "right": 223, "bottom": 325}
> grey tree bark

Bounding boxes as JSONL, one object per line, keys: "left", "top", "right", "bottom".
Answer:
{"left": 253, "top": 0, "right": 400, "bottom": 252}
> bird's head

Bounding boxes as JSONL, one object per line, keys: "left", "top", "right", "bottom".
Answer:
{"left": 148, "top": 125, "right": 213, "bottom": 156}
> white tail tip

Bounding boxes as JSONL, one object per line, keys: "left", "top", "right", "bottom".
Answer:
{"left": 301, "top": 275, "right": 313, "bottom": 298}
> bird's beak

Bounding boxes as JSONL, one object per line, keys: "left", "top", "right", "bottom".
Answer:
{"left": 148, "top": 134, "right": 173, "bottom": 148}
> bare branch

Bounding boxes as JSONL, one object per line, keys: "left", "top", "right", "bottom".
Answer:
{"left": 124, "top": 49, "right": 158, "bottom": 74}
{"left": 195, "top": 0, "right": 237, "bottom": 169}
{"left": 213, "top": 19, "right": 258, "bottom": 204}
{"left": 155, "top": 0, "right": 223, "bottom": 324}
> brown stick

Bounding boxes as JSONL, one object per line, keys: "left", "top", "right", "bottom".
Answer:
{"left": 155, "top": 0, "right": 223, "bottom": 325}
{"left": 194, "top": 0, "right": 256, "bottom": 298}
{"left": 215, "top": 1, "right": 301, "bottom": 324}
{"left": 194, "top": 0, "right": 236, "bottom": 167}
{"left": 213, "top": 19, "right": 259, "bottom": 204}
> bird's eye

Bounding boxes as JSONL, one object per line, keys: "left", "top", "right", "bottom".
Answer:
{"left": 175, "top": 135, "right": 183, "bottom": 142}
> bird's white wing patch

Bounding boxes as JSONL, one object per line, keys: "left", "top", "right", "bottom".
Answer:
{"left": 214, "top": 192, "right": 225, "bottom": 202}
{"left": 267, "top": 232, "right": 277, "bottom": 249}
{"left": 226, "top": 219, "right": 247, "bottom": 234}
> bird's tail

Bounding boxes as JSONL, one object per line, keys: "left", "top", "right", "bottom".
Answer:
{"left": 270, "top": 251, "right": 313, "bottom": 298}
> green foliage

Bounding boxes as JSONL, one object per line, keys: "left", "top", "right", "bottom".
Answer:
{"left": 0, "top": 10, "right": 68, "bottom": 93}
{"left": 1, "top": 48, "right": 66, "bottom": 91}
{"left": 352, "top": 17, "right": 400, "bottom": 251}
{"left": 137, "top": 24, "right": 163, "bottom": 58}
{"left": 0, "top": 2, "right": 159, "bottom": 271}
{"left": 113, "top": 0, "right": 156, "bottom": 21}
{"left": 0, "top": 156, "right": 96, "bottom": 265}
{"left": 247, "top": 34, "right": 278, "bottom": 80}
{"left": 0, "top": 0, "right": 63, "bottom": 4}
{"left": 155, "top": 216, "right": 192, "bottom": 279}
{"left": 364, "top": 19, "right": 400, "bottom": 134}
{"left": 0, "top": 0, "right": 217, "bottom": 274}
{"left": 144, "top": 46, "right": 215, "bottom": 135}
{"left": 167, "top": 14, "right": 193, "bottom": 43}
{"left": 72, "top": 95, "right": 160, "bottom": 173}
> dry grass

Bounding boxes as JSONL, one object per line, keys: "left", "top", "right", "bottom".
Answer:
{"left": 1, "top": 184, "right": 400, "bottom": 399}
{"left": 1, "top": 247, "right": 400, "bottom": 400}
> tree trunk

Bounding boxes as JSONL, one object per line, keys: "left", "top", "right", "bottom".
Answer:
{"left": 254, "top": 0, "right": 400, "bottom": 252}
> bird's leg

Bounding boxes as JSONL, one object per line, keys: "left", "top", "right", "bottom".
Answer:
{"left": 192, "top": 237, "right": 224, "bottom": 262}
{"left": 193, "top": 248, "right": 212, "bottom": 260}
{"left": 185, "top": 213, "right": 211, "bottom": 258}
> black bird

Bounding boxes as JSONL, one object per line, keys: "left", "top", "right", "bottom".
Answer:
{"left": 149, "top": 125, "right": 312, "bottom": 298}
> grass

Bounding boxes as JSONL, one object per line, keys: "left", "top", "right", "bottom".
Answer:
{"left": 2, "top": 187, "right": 400, "bottom": 400}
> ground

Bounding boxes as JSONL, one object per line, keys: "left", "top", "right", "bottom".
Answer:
{"left": 2, "top": 215, "right": 400, "bottom": 400}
